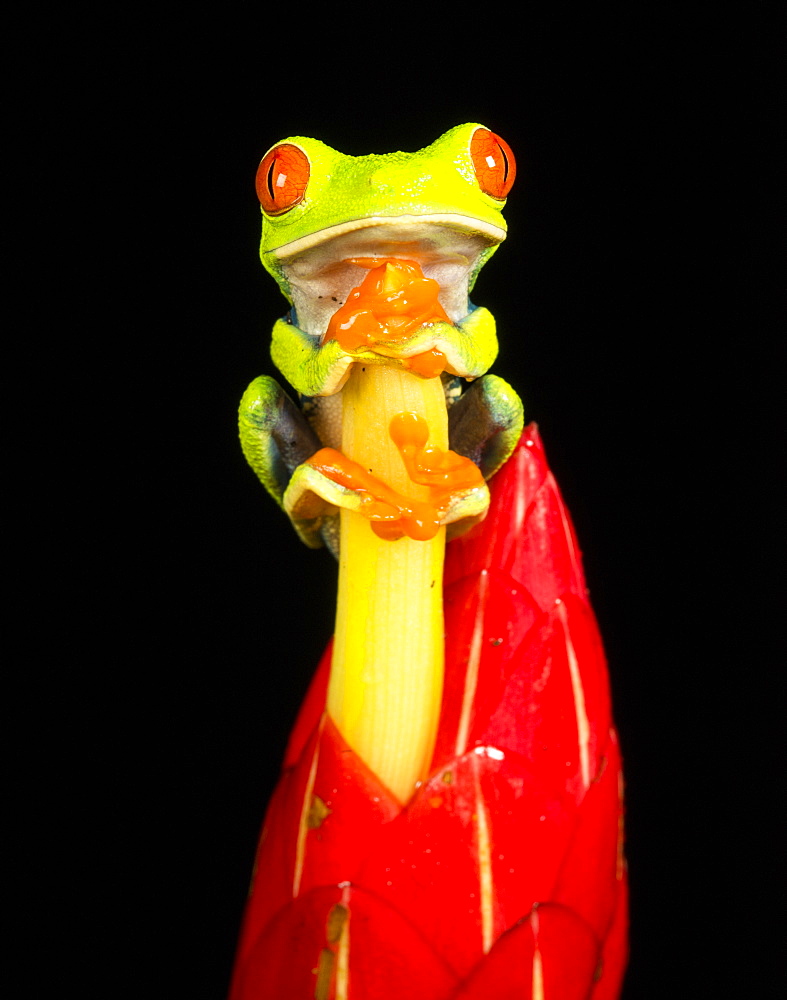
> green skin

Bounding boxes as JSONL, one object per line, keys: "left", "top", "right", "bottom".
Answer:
{"left": 239, "top": 124, "right": 524, "bottom": 555}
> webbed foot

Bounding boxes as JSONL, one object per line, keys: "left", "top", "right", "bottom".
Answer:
{"left": 283, "top": 413, "right": 491, "bottom": 545}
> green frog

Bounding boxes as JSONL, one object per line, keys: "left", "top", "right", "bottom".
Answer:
{"left": 239, "top": 123, "right": 524, "bottom": 554}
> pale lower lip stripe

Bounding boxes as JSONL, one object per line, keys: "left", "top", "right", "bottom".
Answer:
{"left": 271, "top": 214, "right": 507, "bottom": 258}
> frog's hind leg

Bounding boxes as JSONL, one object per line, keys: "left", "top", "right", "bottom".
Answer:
{"left": 448, "top": 374, "right": 524, "bottom": 481}
{"left": 239, "top": 376, "right": 339, "bottom": 552}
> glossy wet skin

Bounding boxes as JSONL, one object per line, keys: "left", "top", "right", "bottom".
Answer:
{"left": 239, "top": 124, "right": 524, "bottom": 551}
{"left": 256, "top": 124, "right": 515, "bottom": 352}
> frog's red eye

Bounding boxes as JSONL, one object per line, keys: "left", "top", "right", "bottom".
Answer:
{"left": 470, "top": 128, "right": 516, "bottom": 200}
{"left": 256, "top": 143, "right": 310, "bottom": 215}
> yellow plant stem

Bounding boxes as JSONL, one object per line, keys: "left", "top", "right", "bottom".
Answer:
{"left": 328, "top": 363, "right": 446, "bottom": 804}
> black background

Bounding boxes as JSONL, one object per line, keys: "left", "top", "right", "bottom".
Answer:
{"left": 26, "top": 6, "right": 782, "bottom": 998}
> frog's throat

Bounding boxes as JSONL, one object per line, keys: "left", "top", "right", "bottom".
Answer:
{"left": 270, "top": 306, "right": 498, "bottom": 398}
{"left": 263, "top": 217, "right": 505, "bottom": 337}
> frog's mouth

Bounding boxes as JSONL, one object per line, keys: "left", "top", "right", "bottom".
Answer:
{"left": 271, "top": 216, "right": 506, "bottom": 340}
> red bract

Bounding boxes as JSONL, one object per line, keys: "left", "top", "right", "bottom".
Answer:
{"left": 229, "top": 425, "right": 627, "bottom": 999}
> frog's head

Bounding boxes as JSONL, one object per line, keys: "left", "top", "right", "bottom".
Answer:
{"left": 255, "top": 124, "right": 516, "bottom": 337}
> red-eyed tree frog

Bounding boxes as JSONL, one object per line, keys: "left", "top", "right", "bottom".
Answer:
{"left": 239, "top": 123, "right": 524, "bottom": 554}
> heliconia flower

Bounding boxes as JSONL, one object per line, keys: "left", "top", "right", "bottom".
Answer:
{"left": 229, "top": 424, "right": 627, "bottom": 999}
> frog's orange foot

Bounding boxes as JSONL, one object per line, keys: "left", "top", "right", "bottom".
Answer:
{"left": 320, "top": 259, "right": 454, "bottom": 380}
{"left": 283, "top": 413, "right": 490, "bottom": 546}
{"left": 324, "top": 259, "right": 449, "bottom": 351}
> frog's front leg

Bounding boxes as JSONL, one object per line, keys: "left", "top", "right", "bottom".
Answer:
{"left": 238, "top": 376, "right": 338, "bottom": 550}
{"left": 277, "top": 372, "right": 525, "bottom": 548}
{"left": 283, "top": 405, "right": 493, "bottom": 545}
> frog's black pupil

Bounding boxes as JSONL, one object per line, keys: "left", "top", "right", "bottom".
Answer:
{"left": 266, "top": 159, "right": 277, "bottom": 201}
{"left": 499, "top": 144, "right": 509, "bottom": 183}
